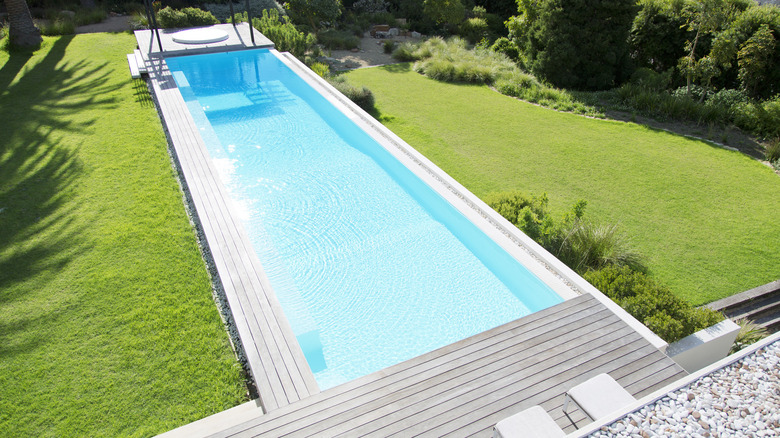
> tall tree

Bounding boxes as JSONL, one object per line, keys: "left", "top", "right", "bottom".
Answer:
{"left": 4, "top": 0, "right": 42, "bottom": 48}
{"left": 678, "top": 0, "right": 729, "bottom": 96}
{"left": 508, "top": 0, "right": 639, "bottom": 90}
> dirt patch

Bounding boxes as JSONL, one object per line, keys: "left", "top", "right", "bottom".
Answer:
{"left": 324, "top": 33, "right": 418, "bottom": 71}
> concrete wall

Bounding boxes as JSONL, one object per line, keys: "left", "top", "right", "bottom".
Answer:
{"left": 666, "top": 319, "right": 741, "bottom": 373}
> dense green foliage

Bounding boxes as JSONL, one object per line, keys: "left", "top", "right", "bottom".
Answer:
{"left": 584, "top": 266, "right": 723, "bottom": 342}
{"left": 233, "top": 9, "right": 315, "bottom": 57}
{"left": 0, "top": 34, "right": 246, "bottom": 436}
{"left": 393, "top": 37, "right": 598, "bottom": 114}
{"left": 423, "top": 0, "right": 465, "bottom": 28}
{"left": 345, "top": 65, "right": 780, "bottom": 304}
{"left": 156, "top": 6, "right": 219, "bottom": 28}
{"left": 285, "top": 0, "right": 343, "bottom": 30}
{"left": 484, "top": 192, "right": 643, "bottom": 273}
{"left": 629, "top": 0, "right": 780, "bottom": 99}
{"left": 317, "top": 28, "right": 360, "bottom": 49}
{"left": 204, "top": 0, "right": 285, "bottom": 22}
{"left": 507, "top": 0, "right": 638, "bottom": 89}
{"left": 327, "top": 75, "right": 376, "bottom": 111}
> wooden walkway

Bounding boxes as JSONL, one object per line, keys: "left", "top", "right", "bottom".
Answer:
{"left": 144, "top": 54, "right": 319, "bottom": 412}
{"left": 161, "top": 294, "right": 686, "bottom": 437}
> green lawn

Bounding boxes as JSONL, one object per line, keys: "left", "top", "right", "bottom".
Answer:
{"left": 0, "top": 35, "right": 246, "bottom": 436}
{"left": 346, "top": 64, "right": 780, "bottom": 305}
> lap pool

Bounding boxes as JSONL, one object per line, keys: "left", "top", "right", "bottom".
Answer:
{"left": 166, "top": 49, "right": 564, "bottom": 389}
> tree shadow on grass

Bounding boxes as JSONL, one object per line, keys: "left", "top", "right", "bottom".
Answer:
{"left": 0, "top": 36, "right": 123, "bottom": 308}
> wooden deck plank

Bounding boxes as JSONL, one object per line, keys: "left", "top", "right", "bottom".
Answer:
{"left": 146, "top": 57, "right": 316, "bottom": 411}
{"left": 215, "top": 296, "right": 600, "bottom": 437}
{"left": 313, "top": 313, "right": 628, "bottom": 437}
{"left": 385, "top": 334, "right": 647, "bottom": 437}
{"left": 207, "top": 295, "right": 685, "bottom": 438}
{"left": 149, "top": 68, "right": 287, "bottom": 409}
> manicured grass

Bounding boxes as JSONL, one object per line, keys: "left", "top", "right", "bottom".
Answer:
{"left": 345, "top": 65, "right": 780, "bottom": 305}
{"left": 0, "top": 35, "right": 247, "bottom": 436}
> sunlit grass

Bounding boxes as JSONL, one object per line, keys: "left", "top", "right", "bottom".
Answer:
{"left": 0, "top": 34, "right": 247, "bottom": 436}
{"left": 346, "top": 65, "right": 780, "bottom": 305}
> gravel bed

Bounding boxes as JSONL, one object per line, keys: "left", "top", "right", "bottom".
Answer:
{"left": 587, "top": 340, "right": 780, "bottom": 438}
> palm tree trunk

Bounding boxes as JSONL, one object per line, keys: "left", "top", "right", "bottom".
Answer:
{"left": 4, "top": 0, "right": 43, "bottom": 48}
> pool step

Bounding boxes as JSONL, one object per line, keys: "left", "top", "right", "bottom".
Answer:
{"left": 134, "top": 49, "right": 148, "bottom": 74}
{"left": 127, "top": 53, "right": 141, "bottom": 79}
{"left": 127, "top": 49, "right": 148, "bottom": 79}
{"left": 706, "top": 279, "right": 780, "bottom": 333}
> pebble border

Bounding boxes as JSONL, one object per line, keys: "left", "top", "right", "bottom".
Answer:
{"left": 586, "top": 339, "right": 780, "bottom": 438}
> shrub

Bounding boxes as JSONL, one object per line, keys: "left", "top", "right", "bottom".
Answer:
{"left": 204, "top": 0, "right": 285, "bottom": 22}
{"left": 490, "top": 37, "right": 519, "bottom": 63}
{"left": 39, "top": 17, "right": 76, "bottom": 36}
{"left": 584, "top": 265, "right": 723, "bottom": 342}
{"left": 327, "top": 75, "right": 375, "bottom": 111}
{"left": 352, "top": 0, "right": 389, "bottom": 14}
{"left": 458, "top": 16, "right": 488, "bottom": 44}
{"left": 409, "top": 37, "right": 516, "bottom": 84}
{"left": 706, "top": 88, "right": 750, "bottom": 117}
{"left": 75, "top": 8, "right": 107, "bottom": 26}
{"left": 317, "top": 29, "right": 360, "bottom": 50}
{"left": 629, "top": 67, "right": 671, "bottom": 92}
{"left": 486, "top": 191, "right": 645, "bottom": 274}
{"left": 558, "top": 222, "right": 644, "bottom": 273}
{"left": 310, "top": 61, "right": 330, "bottom": 77}
{"left": 157, "top": 6, "right": 219, "bottom": 28}
{"left": 730, "top": 318, "right": 769, "bottom": 353}
{"left": 233, "top": 9, "right": 315, "bottom": 58}
{"left": 765, "top": 137, "right": 780, "bottom": 162}
{"left": 382, "top": 39, "right": 395, "bottom": 54}
{"left": 392, "top": 41, "right": 417, "bottom": 61}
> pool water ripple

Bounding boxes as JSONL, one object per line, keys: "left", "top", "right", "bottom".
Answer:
{"left": 166, "top": 50, "right": 563, "bottom": 389}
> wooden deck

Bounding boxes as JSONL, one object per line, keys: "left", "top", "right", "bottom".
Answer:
{"left": 144, "top": 54, "right": 318, "bottom": 412}
{"left": 160, "top": 294, "right": 686, "bottom": 437}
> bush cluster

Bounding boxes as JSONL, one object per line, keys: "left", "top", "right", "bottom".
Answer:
{"left": 485, "top": 191, "right": 722, "bottom": 343}
{"left": 157, "top": 7, "right": 219, "bottom": 28}
{"left": 607, "top": 82, "right": 780, "bottom": 138}
{"left": 317, "top": 29, "right": 360, "bottom": 49}
{"left": 203, "top": 0, "right": 285, "bottom": 22}
{"left": 232, "top": 9, "right": 315, "bottom": 58}
{"left": 584, "top": 266, "right": 723, "bottom": 342}
{"left": 394, "top": 37, "right": 599, "bottom": 116}
{"left": 327, "top": 75, "right": 376, "bottom": 112}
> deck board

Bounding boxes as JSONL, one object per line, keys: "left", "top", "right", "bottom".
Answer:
{"left": 194, "top": 294, "right": 686, "bottom": 437}
{"left": 145, "top": 55, "right": 318, "bottom": 412}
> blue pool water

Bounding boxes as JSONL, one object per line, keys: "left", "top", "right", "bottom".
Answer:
{"left": 166, "top": 50, "right": 563, "bottom": 389}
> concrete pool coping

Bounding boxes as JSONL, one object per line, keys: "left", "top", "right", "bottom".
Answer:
{"left": 135, "top": 27, "right": 674, "bottom": 435}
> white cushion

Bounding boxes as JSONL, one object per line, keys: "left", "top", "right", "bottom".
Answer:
{"left": 494, "top": 405, "right": 565, "bottom": 438}
{"left": 567, "top": 373, "right": 636, "bottom": 420}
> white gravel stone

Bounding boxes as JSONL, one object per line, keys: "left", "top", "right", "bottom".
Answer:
{"left": 585, "top": 340, "right": 780, "bottom": 437}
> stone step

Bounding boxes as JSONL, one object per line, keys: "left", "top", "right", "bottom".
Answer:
{"left": 127, "top": 53, "right": 141, "bottom": 79}
{"left": 707, "top": 280, "right": 780, "bottom": 333}
{"left": 134, "top": 49, "right": 147, "bottom": 74}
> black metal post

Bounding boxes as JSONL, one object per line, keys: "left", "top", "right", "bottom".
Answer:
{"left": 143, "top": 0, "right": 163, "bottom": 52}
{"left": 228, "top": 1, "right": 236, "bottom": 28}
{"left": 244, "top": 0, "right": 255, "bottom": 45}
